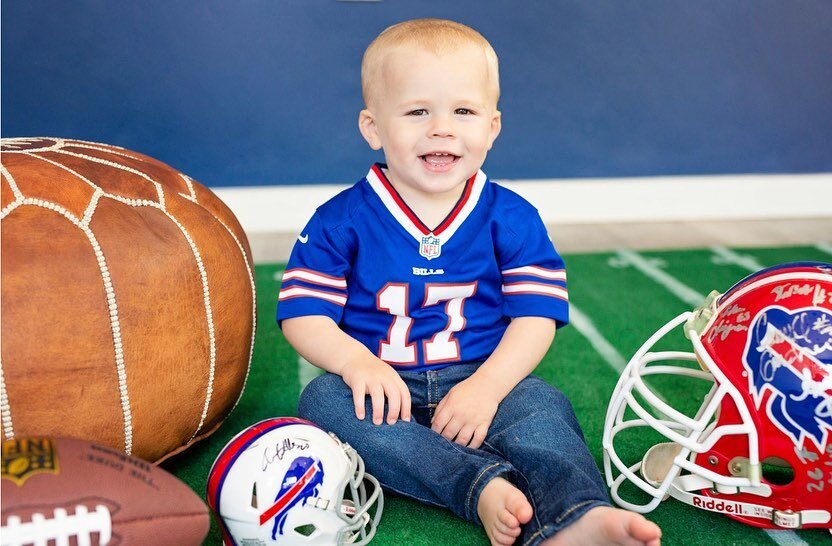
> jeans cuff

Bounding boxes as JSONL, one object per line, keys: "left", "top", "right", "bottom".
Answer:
{"left": 522, "top": 500, "right": 611, "bottom": 546}
{"left": 464, "top": 461, "right": 514, "bottom": 525}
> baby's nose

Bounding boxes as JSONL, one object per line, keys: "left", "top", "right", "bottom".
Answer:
{"left": 429, "top": 115, "right": 454, "bottom": 137}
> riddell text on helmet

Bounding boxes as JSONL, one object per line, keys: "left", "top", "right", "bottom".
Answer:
{"left": 692, "top": 497, "right": 769, "bottom": 519}
{"left": 692, "top": 497, "right": 741, "bottom": 512}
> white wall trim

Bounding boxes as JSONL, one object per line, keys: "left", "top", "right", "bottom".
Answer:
{"left": 213, "top": 173, "right": 832, "bottom": 235}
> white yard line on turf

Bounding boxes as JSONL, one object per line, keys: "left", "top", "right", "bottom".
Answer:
{"left": 814, "top": 242, "right": 832, "bottom": 257}
{"left": 615, "top": 248, "right": 810, "bottom": 546}
{"left": 765, "top": 531, "right": 818, "bottom": 546}
{"left": 709, "top": 245, "right": 766, "bottom": 272}
{"left": 570, "top": 305, "right": 672, "bottom": 411}
{"left": 569, "top": 306, "right": 628, "bottom": 374}
{"left": 614, "top": 249, "right": 704, "bottom": 307}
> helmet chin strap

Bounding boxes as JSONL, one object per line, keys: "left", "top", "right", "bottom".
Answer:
{"left": 667, "top": 476, "right": 831, "bottom": 530}
{"left": 643, "top": 442, "right": 832, "bottom": 530}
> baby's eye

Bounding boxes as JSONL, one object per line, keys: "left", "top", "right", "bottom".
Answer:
{"left": 408, "top": 109, "right": 427, "bottom": 116}
{"left": 455, "top": 108, "right": 474, "bottom": 115}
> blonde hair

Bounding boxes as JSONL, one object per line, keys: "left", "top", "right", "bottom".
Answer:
{"left": 361, "top": 19, "right": 500, "bottom": 108}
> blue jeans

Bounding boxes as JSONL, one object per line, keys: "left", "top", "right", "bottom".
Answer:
{"left": 297, "top": 363, "right": 610, "bottom": 546}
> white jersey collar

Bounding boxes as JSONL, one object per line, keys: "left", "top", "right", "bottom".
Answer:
{"left": 365, "top": 163, "right": 487, "bottom": 244}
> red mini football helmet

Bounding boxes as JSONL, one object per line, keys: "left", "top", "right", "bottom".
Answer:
{"left": 604, "top": 262, "right": 832, "bottom": 532}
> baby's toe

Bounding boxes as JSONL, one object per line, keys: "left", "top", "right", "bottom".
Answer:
{"left": 499, "top": 508, "right": 519, "bottom": 529}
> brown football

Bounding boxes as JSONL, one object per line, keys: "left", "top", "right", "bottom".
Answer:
{"left": 1, "top": 436, "right": 209, "bottom": 546}
{"left": 0, "top": 137, "right": 255, "bottom": 463}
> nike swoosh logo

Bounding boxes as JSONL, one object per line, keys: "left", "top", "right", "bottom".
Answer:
{"left": 298, "top": 234, "right": 309, "bottom": 244}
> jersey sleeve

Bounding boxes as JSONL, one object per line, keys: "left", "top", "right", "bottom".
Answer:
{"left": 276, "top": 212, "right": 352, "bottom": 327}
{"left": 497, "top": 210, "right": 569, "bottom": 327}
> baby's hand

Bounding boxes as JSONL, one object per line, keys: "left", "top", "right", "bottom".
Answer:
{"left": 341, "top": 356, "right": 411, "bottom": 425}
{"left": 431, "top": 375, "right": 499, "bottom": 449}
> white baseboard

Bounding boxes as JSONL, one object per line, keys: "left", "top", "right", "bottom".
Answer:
{"left": 213, "top": 173, "right": 832, "bottom": 235}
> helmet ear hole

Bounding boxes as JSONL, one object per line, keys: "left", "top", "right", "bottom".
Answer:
{"left": 761, "top": 457, "right": 794, "bottom": 486}
{"left": 294, "top": 523, "right": 317, "bottom": 537}
{"left": 251, "top": 483, "right": 258, "bottom": 509}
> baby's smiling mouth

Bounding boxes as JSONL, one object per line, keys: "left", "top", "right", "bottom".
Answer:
{"left": 420, "top": 152, "right": 460, "bottom": 168}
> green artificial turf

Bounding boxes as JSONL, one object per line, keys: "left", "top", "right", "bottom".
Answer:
{"left": 162, "top": 245, "right": 832, "bottom": 545}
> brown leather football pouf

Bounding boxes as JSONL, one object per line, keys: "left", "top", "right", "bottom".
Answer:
{"left": 0, "top": 137, "right": 255, "bottom": 463}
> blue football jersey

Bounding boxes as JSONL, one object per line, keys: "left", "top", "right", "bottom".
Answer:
{"left": 277, "top": 164, "right": 569, "bottom": 371}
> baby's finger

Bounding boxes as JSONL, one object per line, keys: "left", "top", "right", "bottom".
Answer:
{"left": 369, "top": 383, "right": 385, "bottom": 425}
{"left": 469, "top": 424, "right": 488, "bottom": 450}
{"left": 430, "top": 404, "right": 451, "bottom": 434}
{"left": 431, "top": 397, "right": 447, "bottom": 423}
{"left": 399, "top": 383, "right": 412, "bottom": 422}
{"left": 455, "top": 425, "right": 475, "bottom": 447}
{"left": 385, "top": 384, "right": 401, "bottom": 425}
{"left": 440, "top": 419, "right": 463, "bottom": 443}
{"left": 352, "top": 382, "right": 366, "bottom": 420}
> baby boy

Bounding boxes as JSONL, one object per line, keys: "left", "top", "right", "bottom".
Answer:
{"left": 278, "top": 18, "right": 662, "bottom": 546}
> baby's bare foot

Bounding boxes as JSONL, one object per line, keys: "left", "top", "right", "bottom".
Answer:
{"left": 477, "top": 477, "right": 533, "bottom": 546}
{"left": 543, "top": 506, "right": 661, "bottom": 546}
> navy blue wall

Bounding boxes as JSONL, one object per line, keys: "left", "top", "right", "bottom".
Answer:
{"left": 3, "top": 1, "right": 831, "bottom": 187}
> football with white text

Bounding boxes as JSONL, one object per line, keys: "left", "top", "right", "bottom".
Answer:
{"left": 1, "top": 436, "right": 209, "bottom": 546}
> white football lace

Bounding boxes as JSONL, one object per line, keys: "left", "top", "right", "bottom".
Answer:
{"left": 1, "top": 504, "right": 112, "bottom": 546}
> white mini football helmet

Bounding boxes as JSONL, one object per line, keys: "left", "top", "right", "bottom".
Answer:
{"left": 207, "top": 417, "right": 383, "bottom": 545}
{"left": 603, "top": 262, "right": 832, "bottom": 532}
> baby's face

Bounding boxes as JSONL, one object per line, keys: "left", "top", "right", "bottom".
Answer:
{"left": 360, "top": 44, "right": 501, "bottom": 199}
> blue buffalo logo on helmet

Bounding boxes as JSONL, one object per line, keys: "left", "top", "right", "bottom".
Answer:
{"left": 744, "top": 306, "right": 832, "bottom": 451}
{"left": 258, "top": 456, "right": 325, "bottom": 538}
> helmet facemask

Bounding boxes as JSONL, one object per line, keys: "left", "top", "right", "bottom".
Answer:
{"left": 604, "top": 307, "right": 763, "bottom": 515}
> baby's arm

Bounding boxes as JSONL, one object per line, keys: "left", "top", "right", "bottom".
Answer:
{"left": 430, "top": 316, "right": 556, "bottom": 448}
{"left": 283, "top": 315, "right": 411, "bottom": 425}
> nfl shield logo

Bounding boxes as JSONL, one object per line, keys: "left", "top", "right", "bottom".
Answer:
{"left": 420, "top": 235, "right": 442, "bottom": 260}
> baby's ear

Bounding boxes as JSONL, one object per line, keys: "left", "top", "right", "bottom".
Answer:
{"left": 358, "top": 109, "right": 383, "bottom": 150}
{"left": 487, "top": 110, "right": 502, "bottom": 149}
